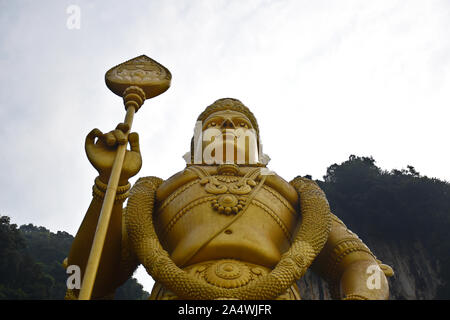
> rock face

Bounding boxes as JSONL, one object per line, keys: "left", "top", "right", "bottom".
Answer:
{"left": 297, "top": 270, "right": 333, "bottom": 300}
{"left": 297, "top": 239, "right": 443, "bottom": 300}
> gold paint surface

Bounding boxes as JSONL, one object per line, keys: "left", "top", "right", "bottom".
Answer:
{"left": 105, "top": 55, "right": 171, "bottom": 99}
{"left": 67, "top": 67, "right": 392, "bottom": 299}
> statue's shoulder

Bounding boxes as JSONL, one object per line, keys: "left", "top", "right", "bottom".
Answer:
{"left": 133, "top": 176, "right": 165, "bottom": 186}
{"left": 155, "top": 168, "right": 198, "bottom": 202}
{"left": 261, "top": 170, "right": 299, "bottom": 207}
{"left": 147, "top": 166, "right": 304, "bottom": 206}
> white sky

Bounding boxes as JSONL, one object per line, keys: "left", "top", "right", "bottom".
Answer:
{"left": 1, "top": 0, "right": 449, "bottom": 293}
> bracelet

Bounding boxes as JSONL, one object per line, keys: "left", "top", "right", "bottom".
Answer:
{"left": 95, "top": 177, "right": 131, "bottom": 194}
{"left": 92, "top": 177, "right": 131, "bottom": 202}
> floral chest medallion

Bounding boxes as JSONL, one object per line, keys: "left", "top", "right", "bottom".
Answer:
{"left": 188, "top": 165, "right": 261, "bottom": 216}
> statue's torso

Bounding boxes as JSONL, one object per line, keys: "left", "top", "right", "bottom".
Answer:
{"left": 154, "top": 165, "right": 300, "bottom": 269}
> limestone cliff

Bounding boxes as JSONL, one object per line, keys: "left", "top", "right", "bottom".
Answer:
{"left": 298, "top": 239, "right": 443, "bottom": 300}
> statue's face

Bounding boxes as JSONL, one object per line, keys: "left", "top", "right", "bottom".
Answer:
{"left": 200, "top": 110, "right": 259, "bottom": 165}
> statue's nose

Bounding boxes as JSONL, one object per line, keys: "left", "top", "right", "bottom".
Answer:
{"left": 221, "top": 118, "right": 235, "bottom": 129}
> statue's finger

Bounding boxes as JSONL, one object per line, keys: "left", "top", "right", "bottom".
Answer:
{"left": 128, "top": 132, "right": 140, "bottom": 153}
{"left": 85, "top": 128, "right": 103, "bottom": 147}
{"left": 103, "top": 132, "right": 116, "bottom": 147}
{"left": 113, "top": 129, "right": 127, "bottom": 145}
{"left": 116, "top": 122, "right": 130, "bottom": 133}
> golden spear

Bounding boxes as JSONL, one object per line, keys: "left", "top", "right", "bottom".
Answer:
{"left": 78, "top": 55, "right": 171, "bottom": 300}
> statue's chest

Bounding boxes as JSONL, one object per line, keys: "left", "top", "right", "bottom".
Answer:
{"left": 153, "top": 168, "right": 300, "bottom": 267}
{"left": 154, "top": 174, "right": 262, "bottom": 236}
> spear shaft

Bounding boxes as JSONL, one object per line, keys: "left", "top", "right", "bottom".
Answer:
{"left": 78, "top": 105, "right": 136, "bottom": 300}
{"left": 76, "top": 55, "right": 171, "bottom": 300}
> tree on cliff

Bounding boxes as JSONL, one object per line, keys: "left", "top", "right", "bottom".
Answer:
{"left": 317, "top": 155, "right": 450, "bottom": 298}
{"left": 0, "top": 216, "right": 149, "bottom": 299}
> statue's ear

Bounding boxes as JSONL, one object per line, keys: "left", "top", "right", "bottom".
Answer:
{"left": 259, "top": 153, "right": 271, "bottom": 165}
{"left": 182, "top": 152, "right": 191, "bottom": 164}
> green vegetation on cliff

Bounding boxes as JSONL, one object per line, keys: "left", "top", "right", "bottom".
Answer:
{"left": 316, "top": 155, "right": 450, "bottom": 298}
{"left": 0, "top": 217, "right": 149, "bottom": 299}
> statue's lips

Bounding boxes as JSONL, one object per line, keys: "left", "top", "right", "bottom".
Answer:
{"left": 206, "top": 134, "right": 246, "bottom": 155}
{"left": 222, "top": 132, "right": 237, "bottom": 140}
{"left": 203, "top": 130, "right": 257, "bottom": 158}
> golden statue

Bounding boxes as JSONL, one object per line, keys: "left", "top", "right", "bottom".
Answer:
{"left": 65, "top": 56, "right": 393, "bottom": 300}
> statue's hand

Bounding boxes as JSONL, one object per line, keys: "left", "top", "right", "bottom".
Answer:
{"left": 85, "top": 123, "right": 142, "bottom": 185}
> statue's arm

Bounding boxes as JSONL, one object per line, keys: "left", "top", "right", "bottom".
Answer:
{"left": 64, "top": 125, "right": 143, "bottom": 299}
{"left": 65, "top": 179, "right": 138, "bottom": 299}
{"left": 310, "top": 214, "right": 393, "bottom": 300}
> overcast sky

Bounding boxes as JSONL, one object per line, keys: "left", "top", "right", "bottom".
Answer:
{"left": 1, "top": 0, "right": 449, "bottom": 293}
